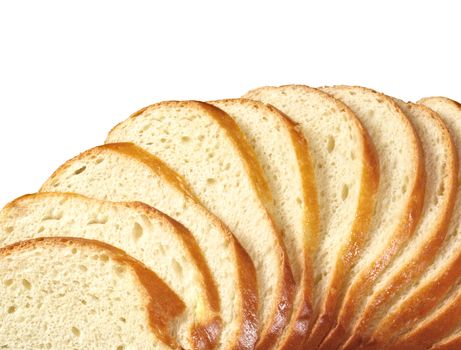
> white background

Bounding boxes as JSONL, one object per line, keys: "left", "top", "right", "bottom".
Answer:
{"left": 0, "top": 0, "right": 460, "bottom": 207}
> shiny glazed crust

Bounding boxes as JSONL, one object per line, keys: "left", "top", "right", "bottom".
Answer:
{"left": 341, "top": 103, "right": 458, "bottom": 350}
{"left": 118, "top": 101, "right": 295, "bottom": 350}
{"left": 41, "top": 142, "right": 259, "bottom": 350}
{"left": 0, "top": 236, "right": 186, "bottom": 350}
{"left": 317, "top": 86, "right": 425, "bottom": 350}
{"left": 362, "top": 97, "right": 461, "bottom": 350}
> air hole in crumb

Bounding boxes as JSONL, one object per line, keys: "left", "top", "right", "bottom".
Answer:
{"left": 351, "top": 151, "right": 356, "bottom": 160}
{"left": 207, "top": 178, "right": 216, "bottom": 185}
{"left": 438, "top": 183, "right": 445, "bottom": 196}
{"left": 198, "top": 135, "right": 205, "bottom": 141}
{"left": 100, "top": 254, "right": 109, "bottom": 262}
{"left": 132, "top": 222, "right": 143, "bottom": 240}
{"left": 71, "top": 248, "right": 78, "bottom": 255}
{"left": 160, "top": 138, "right": 166, "bottom": 143}
{"left": 87, "top": 213, "right": 108, "bottom": 225}
{"left": 7, "top": 306, "right": 16, "bottom": 314}
{"left": 327, "top": 136, "right": 335, "bottom": 153}
{"left": 95, "top": 158, "right": 104, "bottom": 164}
{"left": 181, "top": 136, "right": 190, "bottom": 143}
{"left": 296, "top": 197, "right": 302, "bottom": 205}
{"left": 119, "top": 317, "right": 126, "bottom": 323}
{"left": 5, "top": 226, "right": 13, "bottom": 234}
{"left": 172, "top": 260, "right": 183, "bottom": 278}
{"left": 42, "top": 209, "right": 64, "bottom": 221}
{"left": 73, "top": 166, "right": 86, "bottom": 175}
{"left": 79, "top": 265, "right": 88, "bottom": 272}
{"left": 115, "top": 266, "right": 126, "bottom": 276}
{"left": 37, "top": 226, "right": 45, "bottom": 233}
{"left": 116, "top": 346, "right": 125, "bottom": 350}
{"left": 71, "top": 327, "right": 80, "bottom": 337}
{"left": 22, "top": 279, "right": 32, "bottom": 290}
{"left": 4, "top": 279, "right": 13, "bottom": 287}
{"left": 342, "top": 184, "right": 349, "bottom": 200}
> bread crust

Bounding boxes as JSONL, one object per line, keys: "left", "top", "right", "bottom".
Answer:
{"left": 244, "top": 85, "right": 380, "bottom": 350}
{"left": 41, "top": 143, "right": 259, "bottom": 350}
{"left": 3, "top": 191, "right": 224, "bottom": 350}
{"left": 210, "top": 98, "right": 320, "bottom": 350}
{"left": 340, "top": 103, "right": 458, "bottom": 350}
{"left": 362, "top": 97, "right": 461, "bottom": 349}
{"left": 0, "top": 236, "right": 186, "bottom": 350}
{"left": 317, "top": 86, "right": 425, "bottom": 350}
{"left": 113, "top": 101, "right": 296, "bottom": 350}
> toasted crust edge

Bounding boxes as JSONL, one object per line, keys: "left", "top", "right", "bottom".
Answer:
{"left": 42, "top": 142, "right": 259, "bottom": 350}
{"left": 115, "top": 100, "right": 295, "bottom": 349}
{"left": 0, "top": 236, "right": 186, "bottom": 349}
{"left": 316, "top": 86, "right": 425, "bottom": 350}
{"left": 363, "top": 97, "right": 461, "bottom": 349}
{"left": 342, "top": 102, "right": 458, "bottom": 350}
{"left": 212, "top": 97, "right": 321, "bottom": 350}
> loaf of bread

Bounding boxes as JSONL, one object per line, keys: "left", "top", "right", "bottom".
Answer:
{"left": 106, "top": 101, "right": 295, "bottom": 350}
{"left": 40, "top": 142, "right": 258, "bottom": 350}
{"left": 0, "top": 192, "right": 220, "bottom": 350}
{"left": 2, "top": 84, "right": 461, "bottom": 350}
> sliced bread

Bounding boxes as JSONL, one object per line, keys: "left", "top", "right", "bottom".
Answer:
{"left": 0, "top": 191, "right": 220, "bottom": 350}
{"left": 317, "top": 86, "right": 425, "bottom": 349}
{"left": 243, "top": 85, "right": 379, "bottom": 350}
{"left": 364, "top": 97, "right": 461, "bottom": 349}
{"left": 106, "top": 101, "right": 295, "bottom": 350}
{"left": 0, "top": 237, "right": 185, "bottom": 350}
{"left": 209, "top": 98, "right": 320, "bottom": 350}
{"left": 40, "top": 143, "right": 258, "bottom": 350}
{"left": 339, "top": 101, "right": 457, "bottom": 349}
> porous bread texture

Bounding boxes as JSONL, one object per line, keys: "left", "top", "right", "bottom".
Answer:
{"left": 40, "top": 143, "right": 258, "bottom": 350}
{"left": 0, "top": 237, "right": 184, "bottom": 350}
{"left": 106, "top": 101, "right": 294, "bottom": 350}
{"left": 0, "top": 192, "right": 218, "bottom": 350}
{"left": 317, "top": 86, "right": 424, "bottom": 350}
{"left": 340, "top": 100, "right": 457, "bottom": 349}
{"left": 243, "top": 85, "right": 379, "bottom": 349}
{"left": 210, "top": 98, "right": 320, "bottom": 350}
{"left": 365, "top": 97, "right": 461, "bottom": 349}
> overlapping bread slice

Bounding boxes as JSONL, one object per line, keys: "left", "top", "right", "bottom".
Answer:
{"left": 316, "top": 86, "right": 425, "bottom": 349}
{"left": 209, "top": 98, "right": 320, "bottom": 350}
{"left": 362, "top": 97, "right": 461, "bottom": 349}
{"left": 243, "top": 85, "right": 380, "bottom": 349}
{"left": 0, "top": 237, "right": 185, "bottom": 350}
{"left": 106, "top": 101, "right": 295, "bottom": 350}
{"left": 338, "top": 100, "right": 457, "bottom": 349}
{"left": 40, "top": 143, "right": 258, "bottom": 350}
{"left": 0, "top": 191, "right": 220, "bottom": 350}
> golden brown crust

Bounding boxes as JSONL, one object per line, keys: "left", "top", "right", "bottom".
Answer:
{"left": 42, "top": 143, "right": 260, "bottom": 350}
{"left": 277, "top": 106, "right": 320, "bottom": 350}
{"left": 117, "top": 100, "right": 295, "bottom": 349}
{"left": 0, "top": 236, "right": 186, "bottom": 349}
{"left": 8, "top": 190, "right": 223, "bottom": 349}
{"left": 196, "top": 101, "right": 296, "bottom": 349}
{"left": 340, "top": 103, "right": 458, "bottom": 350}
{"left": 361, "top": 97, "right": 461, "bottom": 349}
{"left": 316, "top": 86, "right": 425, "bottom": 350}
{"left": 209, "top": 97, "right": 320, "bottom": 349}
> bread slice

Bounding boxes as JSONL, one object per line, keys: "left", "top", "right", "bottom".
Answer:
{"left": 106, "top": 101, "right": 295, "bottom": 350}
{"left": 243, "top": 85, "right": 380, "bottom": 349}
{"left": 339, "top": 101, "right": 457, "bottom": 349}
{"left": 209, "top": 98, "right": 320, "bottom": 350}
{"left": 0, "top": 191, "right": 220, "bottom": 350}
{"left": 0, "top": 236, "right": 185, "bottom": 350}
{"left": 40, "top": 143, "right": 258, "bottom": 350}
{"left": 316, "top": 86, "right": 425, "bottom": 349}
{"left": 362, "top": 97, "right": 461, "bottom": 349}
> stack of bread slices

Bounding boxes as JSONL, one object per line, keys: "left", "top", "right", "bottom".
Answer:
{"left": 2, "top": 85, "right": 461, "bottom": 350}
